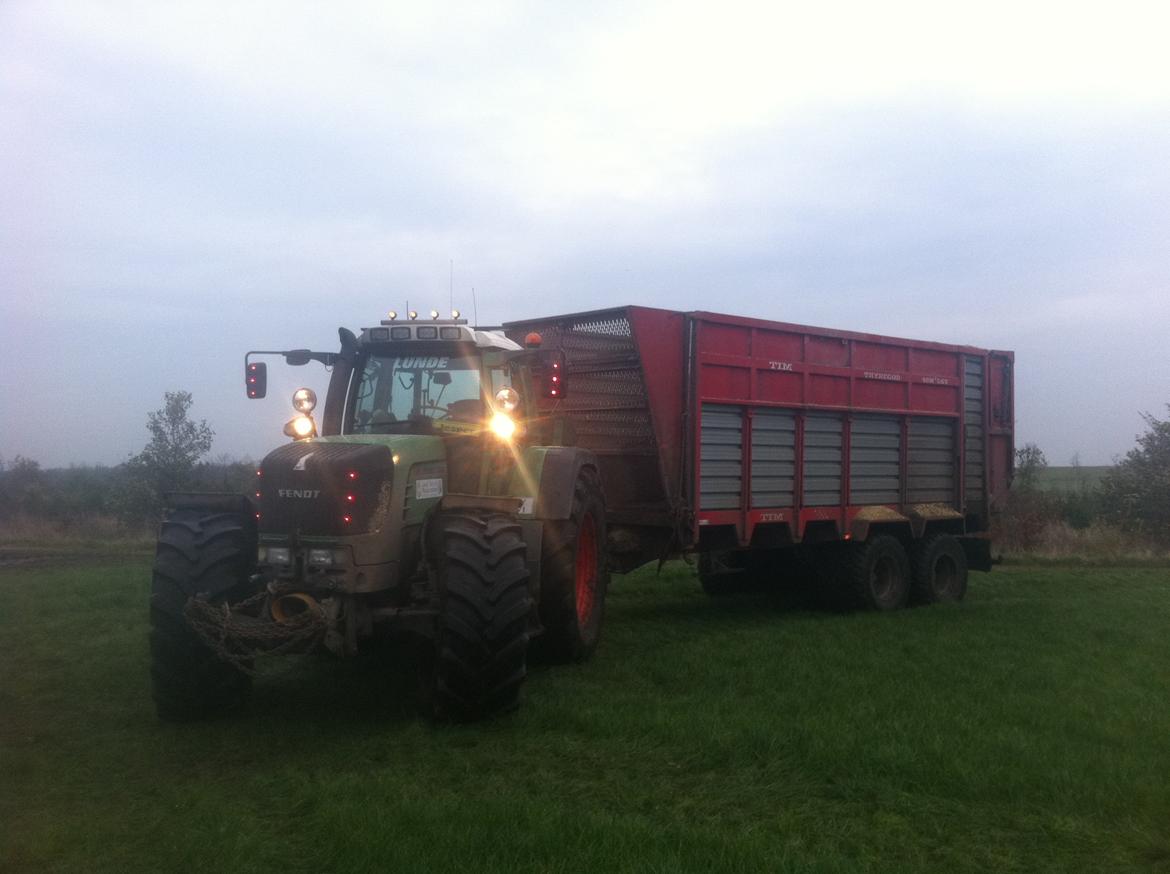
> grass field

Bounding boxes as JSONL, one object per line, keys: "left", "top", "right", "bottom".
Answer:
{"left": 3, "top": 557, "right": 1170, "bottom": 873}
{"left": 1031, "top": 466, "right": 1112, "bottom": 493}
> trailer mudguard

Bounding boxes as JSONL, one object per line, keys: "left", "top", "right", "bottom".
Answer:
{"left": 509, "top": 446, "right": 602, "bottom": 522}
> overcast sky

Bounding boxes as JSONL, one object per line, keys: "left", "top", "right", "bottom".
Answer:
{"left": 2, "top": 0, "right": 1168, "bottom": 468}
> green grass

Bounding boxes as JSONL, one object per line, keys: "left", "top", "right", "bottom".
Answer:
{"left": 1032, "top": 466, "right": 1111, "bottom": 493}
{"left": 3, "top": 559, "right": 1170, "bottom": 873}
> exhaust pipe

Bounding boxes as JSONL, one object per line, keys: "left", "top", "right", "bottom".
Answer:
{"left": 270, "top": 592, "right": 325, "bottom": 624}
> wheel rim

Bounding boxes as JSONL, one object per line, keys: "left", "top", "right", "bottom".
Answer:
{"left": 574, "top": 513, "right": 598, "bottom": 626}
{"left": 871, "top": 555, "right": 898, "bottom": 600}
{"left": 934, "top": 554, "right": 958, "bottom": 597}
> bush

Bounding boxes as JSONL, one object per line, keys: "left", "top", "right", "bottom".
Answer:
{"left": 1101, "top": 407, "right": 1170, "bottom": 546}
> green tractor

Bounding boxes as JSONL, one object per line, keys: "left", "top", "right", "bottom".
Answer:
{"left": 150, "top": 312, "right": 607, "bottom": 721}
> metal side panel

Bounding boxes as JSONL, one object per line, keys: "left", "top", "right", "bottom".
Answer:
{"left": 908, "top": 417, "right": 956, "bottom": 504}
{"left": 849, "top": 414, "right": 901, "bottom": 505}
{"left": 964, "top": 357, "right": 985, "bottom": 502}
{"left": 751, "top": 408, "right": 796, "bottom": 508}
{"left": 700, "top": 404, "right": 743, "bottom": 510}
{"left": 802, "top": 413, "right": 842, "bottom": 507}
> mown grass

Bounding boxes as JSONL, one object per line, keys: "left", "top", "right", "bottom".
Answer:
{"left": 2, "top": 559, "right": 1170, "bottom": 872}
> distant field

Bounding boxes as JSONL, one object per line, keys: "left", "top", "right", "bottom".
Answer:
{"left": 1031, "top": 465, "right": 1111, "bottom": 492}
{"left": 3, "top": 558, "right": 1170, "bottom": 873}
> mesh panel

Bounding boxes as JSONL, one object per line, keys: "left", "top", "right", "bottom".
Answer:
{"left": 570, "top": 317, "right": 632, "bottom": 337}
{"left": 503, "top": 309, "right": 665, "bottom": 508}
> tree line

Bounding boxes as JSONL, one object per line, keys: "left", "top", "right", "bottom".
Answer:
{"left": 0, "top": 391, "right": 255, "bottom": 532}
{"left": 1003, "top": 407, "right": 1170, "bottom": 551}
{"left": 2, "top": 392, "right": 1168, "bottom": 548}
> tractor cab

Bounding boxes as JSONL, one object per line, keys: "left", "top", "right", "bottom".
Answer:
{"left": 245, "top": 312, "right": 564, "bottom": 446}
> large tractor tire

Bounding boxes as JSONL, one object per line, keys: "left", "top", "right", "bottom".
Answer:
{"left": 431, "top": 512, "right": 531, "bottom": 721}
{"left": 535, "top": 468, "right": 609, "bottom": 663}
{"left": 910, "top": 533, "right": 968, "bottom": 604}
{"left": 150, "top": 508, "right": 255, "bottom": 721}
{"left": 845, "top": 535, "right": 911, "bottom": 612}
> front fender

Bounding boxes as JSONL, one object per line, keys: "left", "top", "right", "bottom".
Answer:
{"left": 507, "top": 446, "right": 601, "bottom": 521}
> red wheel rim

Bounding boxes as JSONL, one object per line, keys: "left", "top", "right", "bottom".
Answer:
{"left": 574, "top": 513, "right": 598, "bottom": 626}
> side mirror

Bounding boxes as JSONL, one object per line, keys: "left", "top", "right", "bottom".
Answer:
{"left": 284, "top": 349, "right": 312, "bottom": 366}
{"left": 538, "top": 350, "right": 567, "bottom": 399}
{"left": 246, "top": 361, "right": 267, "bottom": 399}
{"left": 433, "top": 372, "right": 452, "bottom": 386}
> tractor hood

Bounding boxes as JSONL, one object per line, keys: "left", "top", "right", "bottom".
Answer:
{"left": 257, "top": 436, "right": 445, "bottom": 536}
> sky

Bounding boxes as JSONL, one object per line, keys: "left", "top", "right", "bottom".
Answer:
{"left": 2, "top": 0, "right": 1168, "bottom": 468}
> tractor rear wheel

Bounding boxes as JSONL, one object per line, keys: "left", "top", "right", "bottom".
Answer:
{"left": 431, "top": 512, "right": 531, "bottom": 721}
{"left": 150, "top": 509, "right": 254, "bottom": 721}
{"left": 911, "top": 534, "right": 968, "bottom": 603}
{"left": 535, "top": 468, "right": 609, "bottom": 662}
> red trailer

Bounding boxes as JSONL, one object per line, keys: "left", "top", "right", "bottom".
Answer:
{"left": 506, "top": 305, "right": 1013, "bottom": 607}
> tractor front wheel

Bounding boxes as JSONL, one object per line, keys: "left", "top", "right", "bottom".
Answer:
{"left": 150, "top": 508, "right": 254, "bottom": 721}
{"left": 430, "top": 512, "right": 531, "bottom": 721}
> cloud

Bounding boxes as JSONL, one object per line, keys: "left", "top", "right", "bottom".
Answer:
{"left": 1, "top": 2, "right": 1168, "bottom": 467}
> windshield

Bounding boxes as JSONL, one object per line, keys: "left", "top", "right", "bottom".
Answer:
{"left": 348, "top": 353, "right": 484, "bottom": 434}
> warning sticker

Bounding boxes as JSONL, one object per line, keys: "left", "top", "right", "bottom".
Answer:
{"left": 414, "top": 478, "right": 444, "bottom": 500}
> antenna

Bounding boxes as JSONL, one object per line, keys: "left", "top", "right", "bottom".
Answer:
{"left": 449, "top": 259, "right": 454, "bottom": 316}
{"left": 472, "top": 287, "right": 478, "bottom": 327}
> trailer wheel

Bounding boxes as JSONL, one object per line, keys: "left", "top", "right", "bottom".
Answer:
{"left": 535, "top": 468, "right": 609, "bottom": 662}
{"left": 846, "top": 535, "right": 911, "bottom": 611}
{"left": 430, "top": 512, "right": 531, "bottom": 721}
{"left": 150, "top": 509, "right": 254, "bottom": 721}
{"left": 911, "top": 534, "right": 968, "bottom": 603}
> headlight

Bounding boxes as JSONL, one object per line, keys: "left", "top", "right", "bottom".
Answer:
{"left": 489, "top": 412, "right": 516, "bottom": 440}
{"left": 292, "top": 387, "right": 317, "bottom": 413}
{"left": 494, "top": 387, "right": 520, "bottom": 412}
{"left": 284, "top": 415, "right": 316, "bottom": 439}
{"left": 263, "top": 547, "right": 292, "bottom": 566}
{"left": 308, "top": 548, "right": 346, "bottom": 567}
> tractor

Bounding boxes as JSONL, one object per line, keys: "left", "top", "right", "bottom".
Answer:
{"left": 150, "top": 311, "right": 605, "bottom": 721}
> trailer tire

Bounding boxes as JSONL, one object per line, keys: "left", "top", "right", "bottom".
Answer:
{"left": 150, "top": 509, "right": 254, "bottom": 721}
{"left": 846, "top": 535, "right": 911, "bottom": 611}
{"left": 535, "top": 468, "right": 609, "bottom": 663}
{"left": 431, "top": 513, "right": 531, "bottom": 721}
{"left": 911, "top": 534, "right": 968, "bottom": 603}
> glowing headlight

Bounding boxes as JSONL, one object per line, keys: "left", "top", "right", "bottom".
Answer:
{"left": 494, "top": 387, "right": 520, "bottom": 412}
{"left": 292, "top": 387, "right": 317, "bottom": 413}
{"left": 489, "top": 412, "right": 516, "bottom": 440}
{"left": 284, "top": 415, "right": 316, "bottom": 439}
